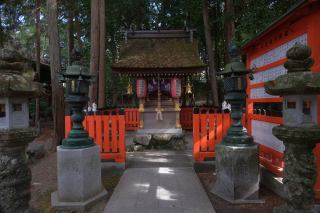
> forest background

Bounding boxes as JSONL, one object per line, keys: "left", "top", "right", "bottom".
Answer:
{"left": 0, "top": 0, "right": 300, "bottom": 148}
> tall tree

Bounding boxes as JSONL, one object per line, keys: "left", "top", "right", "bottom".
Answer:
{"left": 202, "top": 0, "right": 219, "bottom": 106}
{"left": 225, "top": 0, "right": 235, "bottom": 64}
{"left": 47, "top": 0, "right": 65, "bottom": 151}
{"left": 98, "top": 0, "right": 106, "bottom": 108}
{"left": 35, "top": 0, "right": 41, "bottom": 128}
{"left": 74, "top": 5, "right": 85, "bottom": 66}
{"left": 89, "top": 0, "right": 100, "bottom": 106}
{"left": 68, "top": 6, "right": 74, "bottom": 66}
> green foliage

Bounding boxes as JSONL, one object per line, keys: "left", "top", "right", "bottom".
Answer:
{"left": 29, "top": 97, "right": 52, "bottom": 117}
{"left": 234, "top": 0, "right": 301, "bottom": 46}
{"left": 1, "top": 0, "right": 303, "bottom": 106}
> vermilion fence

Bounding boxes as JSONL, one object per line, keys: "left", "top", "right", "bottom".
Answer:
{"left": 193, "top": 108, "right": 235, "bottom": 161}
{"left": 64, "top": 106, "right": 284, "bottom": 177}
{"left": 65, "top": 109, "right": 126, "bottom": 162}
{"left": 180, "top": 107, "right": 216, "bottom": 129}
{"left": 192, "top": 107, "right": 284, "bottom": 178}
{"left": 98, "top": 108, "right": 139, "bottom": 130}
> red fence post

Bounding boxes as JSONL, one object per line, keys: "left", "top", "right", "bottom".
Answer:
{"left": 208, "top": 113, "right": 215, "bottom": 151}
{"left": 193, "top": 108, "right": 200, "bottom": 161}
{"left": 116, "top": 108, "right": 125, "bottom": 163}
{"left": 95, "top": 111, "right": 103, "bottom": 153}
{"left": 102, "top": 111, "right": 110, "bottom": 158}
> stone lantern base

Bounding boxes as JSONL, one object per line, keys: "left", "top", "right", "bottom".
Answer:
{"left": 51, "top": 145, "right": 108, "bottom": 211}
{"left": 210, "top": 143, "right": 265, "bottom": 204}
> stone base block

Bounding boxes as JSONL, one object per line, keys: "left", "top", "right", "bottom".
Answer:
{"left": 193, "top": 161, "right": 215, "bottom": 173}
{"left": 57, "top": 145, "right": 101, "bottom": 202}
{"left": 51, "top": 185, "right": 108, "bottom": 211}
{"left": 260, "top": 165, "right": 284, "bottom": 199}
{"left": 211, "top": 142, "right": 265, "bottom": 204}
{"left": 101, "top": 162, "right": 125, "bottom": 178}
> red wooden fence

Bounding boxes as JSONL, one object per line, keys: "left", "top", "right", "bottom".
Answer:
{"left": 65, "top": 110, "right": 126, "bottom": 162}
{"left": 192, "top": 108, "right": 284, "bottom": 179}
{"left": 193, "top": 110, "right": 241, "bottom": 161}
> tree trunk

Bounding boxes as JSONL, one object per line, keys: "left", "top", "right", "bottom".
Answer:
{"left": 89, "top": 0, "right": 100, "bottom": 106}
{"left": 35, "top": 0, "right": 41, "bottom": 128}
{"left": 98, "top": 0, "right": 106, "bottom": 108}
{"left": 68, "top": 8, "right": 74, "bottom": 66}
{"left": 74, "top": 8, "right": 85, "bottom": 66}
{"left": 113, "top": 93, "right": 118, "bottom": 106}
{"left": 47, "top": 0, "right": 65, "bottom": 151}
{"left": 137, "top": 2, "right": 142, "bottom": 30}
{"left": 0, "top": 7, "right": 3, "bottom": 48}
{"left": 41, "top": 31, "right": 47, "bottom": 58}
{"left": 224, "top": 0, "right": 235, "bottom": 64}
{"left": 202, "top": 0, "right": 219, "bottom": 106}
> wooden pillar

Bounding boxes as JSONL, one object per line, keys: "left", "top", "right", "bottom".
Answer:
{"left": 175, "top": 98, "right": 181, "bottom": 128}
{"left": 139, "top": 98, "right": 144, "bottom": 129}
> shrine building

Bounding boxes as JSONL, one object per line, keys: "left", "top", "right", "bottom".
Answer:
{"left": 111, "top": 29, "right": 206, "bottom": 133}
{"left": 241, "top": 0, "right": 320, "bottom": 198}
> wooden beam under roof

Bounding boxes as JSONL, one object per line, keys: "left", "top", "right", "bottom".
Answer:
{"left": 121, "top": 29, "right": 196, "bottom": 42}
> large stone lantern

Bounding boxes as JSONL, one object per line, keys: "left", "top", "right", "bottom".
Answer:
{"left": 0, "top": 43, "right": 44, "bottom": 212}
{"left": 51, "top": 46, "right": 107, "bottom": 211}
{"left": 211, "top": 43, "right": 264, "bottom": 204}
{"left": 56, "top": 45, "right": 98, "bottom": 149}
{"left": 265, "top": 42, "right": 320, "bottom": 213}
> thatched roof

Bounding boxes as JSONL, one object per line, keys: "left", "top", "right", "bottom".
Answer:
{"left": 111, "top": 38, "right": 206, "bottom": 74}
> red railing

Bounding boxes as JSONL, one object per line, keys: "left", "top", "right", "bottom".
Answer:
{"left": 193, "top": 110, "right": 239, "bottom": 161}
{"left": 98, "top": 108, "right": 140, "bottom": 131}
{"left": 192, "top": 108, "right": 284, "bottom": 179}
{"left": 180, "top": 107, "right": 216, "bottom": 129}
{"left": 124, "top": 108, "right": 140, "bottom": 130}
{"left": 65, "top": 109, "right": 126, "bottom": 162}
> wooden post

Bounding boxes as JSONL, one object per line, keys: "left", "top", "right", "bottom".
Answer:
{"left": 175, "top": 98, "right": 181, "bottom": 128}
{"left": 47, "top": 0, "right": 65, "bottom": 151}
{"left": 35, "top": 0, "right": 41, "bottom": 128}
{"left": 98, "top": 0, "right": 106, "bottom": 108}
{"left": 139, "top": 98, "right": 144, "bottom": 129}
{"left": 89, "top": 0, "right": 100, "bottom": 106}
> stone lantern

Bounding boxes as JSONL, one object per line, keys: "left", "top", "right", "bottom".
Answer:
{"left": 51, "top": 46, "right": 107, "bottom": 211}
{"left": 0, "top": 43, "right": 44, "bottom": 212}
{"left": 264, "top": 42, "right": 320, "bottom": 213}
{"left": 211, "top": 42, "right": 264, "bottom": 204}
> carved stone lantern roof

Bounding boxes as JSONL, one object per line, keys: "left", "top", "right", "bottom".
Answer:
{"left": 221, "top": 42, "right": 254, "bottom": 77}
{"left": 0, "top": 43, "right": 45, "bottom": 98}
{"left": 264, "top": 42, "right": 320, "bottom": 95}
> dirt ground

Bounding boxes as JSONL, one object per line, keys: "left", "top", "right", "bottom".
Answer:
{"left": 29, "top": 127, "right": 120, "bottom": 213}
{"left": 29, "top": 127, "right": 319, "bottom": 213}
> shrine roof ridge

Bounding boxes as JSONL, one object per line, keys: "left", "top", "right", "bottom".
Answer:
{"left": 121, "top": 29, "right": 197, "bottom": 39}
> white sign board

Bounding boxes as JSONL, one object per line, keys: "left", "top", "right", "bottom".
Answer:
{"left": 251, "top": 119, "right": 285, "bottom": 153}
{"left": 250, "top": 33, "right": 307, "bottom": 69}
{"left": 251, "top": 64, "right": 287, "bottom": 85}
{"left": 250, "top": 87, "right": 279, "bottom": 99}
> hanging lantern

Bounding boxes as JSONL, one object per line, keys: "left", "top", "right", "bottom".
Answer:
{"left": 171, "top": 78, "right": 181, "bottom": 98}
{"left": 137, "top": 78, "right": 147, "bottom": 98}
{"left": 126, "top": 77, "right": 133, "bottom": 94}
{"left": 185, "top": 76, "right": 192, "bottom": 94}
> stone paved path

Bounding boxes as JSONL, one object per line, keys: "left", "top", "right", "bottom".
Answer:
{"left": 103, "top": 150, "right": 215, "bottom": 213}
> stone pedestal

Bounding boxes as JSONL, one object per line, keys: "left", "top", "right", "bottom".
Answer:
{"left": 51, "top": 145, "right": 108, "bottom": 211}
{"left": 211, "top": 143, "right": 264, "bottom": 204}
